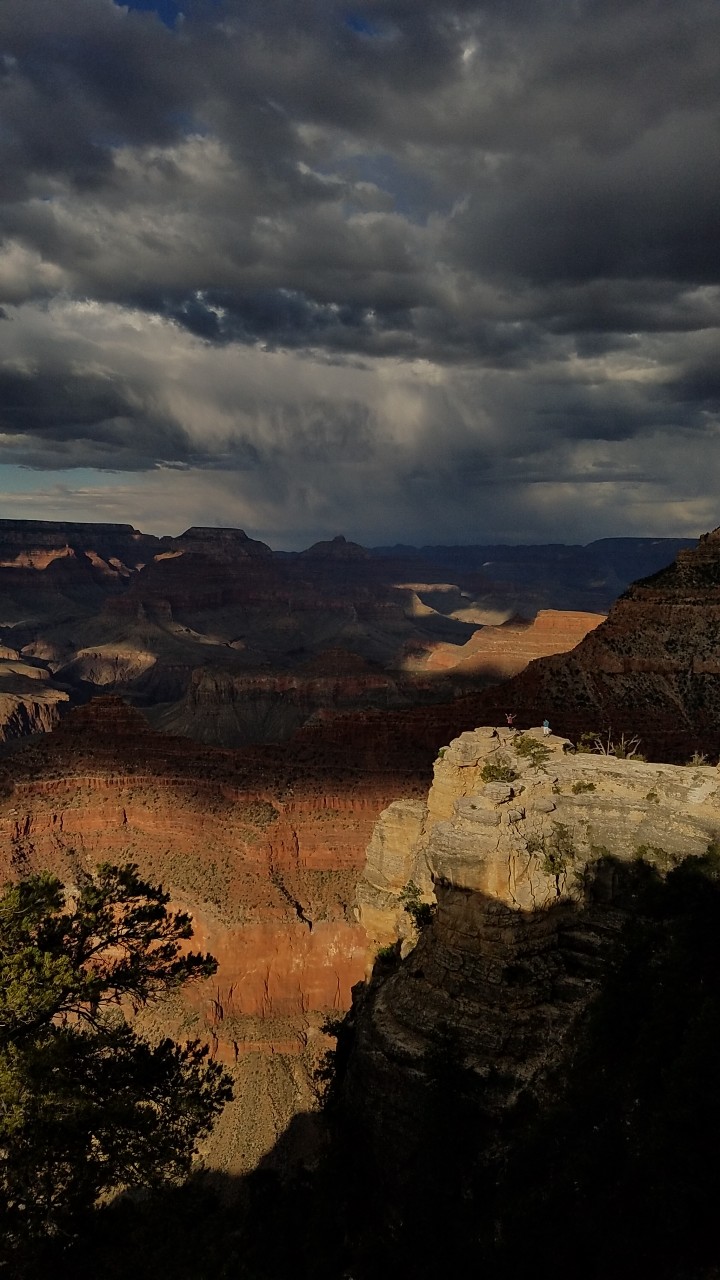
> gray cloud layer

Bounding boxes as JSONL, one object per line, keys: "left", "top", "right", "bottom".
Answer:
{"left": 0, "top": 0, "right": 718, "bottom": 543}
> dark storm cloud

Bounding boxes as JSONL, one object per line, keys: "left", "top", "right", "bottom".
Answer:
{"left": 0, "top": 1, "right": 187, "bottom": 195}
{"left": 0, "top": 0, "right": 718, "bottom": 542}
{"left": 449, "top": 122, "right": 720, "bottom": 290}
{"left": 0, "top": 364, "right": 195, "bottom": 469}
{"left": 3, "top": 0, "right": 718, "bottom": 341}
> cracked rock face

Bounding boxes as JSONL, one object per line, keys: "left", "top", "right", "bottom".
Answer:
{"left": 359, "top": 726, "right": 720, "bottom": 924}
{"left": 346, "top": 726, "right": 720, "bottom": 1165}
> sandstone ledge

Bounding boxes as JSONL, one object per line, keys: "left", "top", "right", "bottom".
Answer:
{"left": 344, "top": 726, "right": 720, "bottom": 1169}
{"left": 358, "top": 725, "right": 720, "bottom": 937}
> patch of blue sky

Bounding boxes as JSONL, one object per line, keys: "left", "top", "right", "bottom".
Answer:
{"left": 344, "top": 13, "right": 383, "bottom": 38}
{"left": 113, "top": 0, "right": 183, "bottom": 30}
{"left": 114, "top": 0, "right": 223, "bottom": 27}
{"left": 340, "top": 152, "right": 450, "bottom": 225}
{"left": 166, "top": 109, "right": 212, "bottom": 137}
{"left": 89, "top": 131, "right": 130, "bottom": 150}
{"left": 89, "top": 111, "right": 208, "bottom": 153}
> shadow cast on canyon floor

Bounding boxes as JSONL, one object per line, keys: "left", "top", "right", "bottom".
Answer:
{"left": 38, "top": 851, "right": 720, "bottom": 1280}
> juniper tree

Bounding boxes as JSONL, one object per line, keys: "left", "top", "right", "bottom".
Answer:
{"left": 0, "top": 863, "right": 232, "bottom": 1262}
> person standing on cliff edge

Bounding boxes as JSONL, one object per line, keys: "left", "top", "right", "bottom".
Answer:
{"left": 543, "top": 719, "right": 551, "bottom": 736}
{"left": 506, "top": 712, "right": 515, "bottom": 729}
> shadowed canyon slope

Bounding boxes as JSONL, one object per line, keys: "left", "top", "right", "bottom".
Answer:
{"left": 0, "top": 519, "right": 689, "bottom": 747}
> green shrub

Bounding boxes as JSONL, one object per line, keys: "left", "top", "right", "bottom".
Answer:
{"left": 399, "top": 880, "right": 435, "bottom": 930}
{"left": 572, "top": 780, "right": 596, "bottom": 795}
{"left": 634, "top": 844, "right": 675, "bottom": 870}
{"left": 515, "top": 736, "right": 552, "bottom": 769}
{"left": 480, "top": 755, "right": 518, "bottom": 783}
{"left": 535, "top": 822, "right": 577, "bottom": 886}
{"left": 705, "top": 836, "right": 720, "bottom": 865}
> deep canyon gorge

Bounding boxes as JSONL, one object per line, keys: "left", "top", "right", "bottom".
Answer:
{"left": 2, "top": 519, "right": 719, "bottom": 1275}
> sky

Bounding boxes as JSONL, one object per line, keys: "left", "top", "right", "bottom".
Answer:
{"left": 0, "top": 0, "right": 719, "bottom": 547}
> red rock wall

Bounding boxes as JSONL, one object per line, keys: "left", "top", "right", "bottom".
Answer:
{"left": 425, "top": 609, "right": 604, "bottom": 677}
{"left": 0, "top": 700, "right": 418, "bottom": 1048}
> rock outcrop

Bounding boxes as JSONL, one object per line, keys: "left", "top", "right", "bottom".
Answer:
{"left": 0, "top": 660, "right": 70, "bottom": 740}
{"left": 346, "top": 725, "right": 720, "bottom": 1166}
{"left": 300, "top": 535, "right": 370, "bottom": 561}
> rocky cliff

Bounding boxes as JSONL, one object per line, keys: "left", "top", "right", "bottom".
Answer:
{"left": 0, "top": 660, "right": 69, "bottom": 740}
{"left": 0, "top": 696, "right": 422, "bottom": 1024}
{"left": 58, "top": 725, "right": 720, "bottom": 1279}
{"left": 461, "top": 527, "right": 720, "bottom": 760}
{"left": 145, "top": 658, "right": 441, "bottom": 748}
{"left": 347, "top": 723, "right": 720, "bottom": 1169}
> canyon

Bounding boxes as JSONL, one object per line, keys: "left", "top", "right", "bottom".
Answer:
{"left": 2, "top": 518, "right": 720, "bottom": 1280}
{"left": 0, "top": 519, "right": 687, "bottom": 748}
{"left": 0, "top": 519, "right": 714, "bottom": 1195}
{"left": 315, "top": 525, "right": 720, "bottom": 771}
{"left": 0, "top": 694, "right": 426, "bottom": 1170}
{"left": 59, "top": 713, "right": 720, "bottom": 1278}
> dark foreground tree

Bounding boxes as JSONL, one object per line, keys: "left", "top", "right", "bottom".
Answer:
{"left": 0, "top": 863, "right": 233, "bottom": 1265}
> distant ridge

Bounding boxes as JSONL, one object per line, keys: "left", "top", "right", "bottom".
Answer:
{"left": 459, "top": 525, "right": 720, "bottom": 760}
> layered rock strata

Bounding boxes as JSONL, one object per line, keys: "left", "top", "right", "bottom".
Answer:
{"left": 0, "top": 660, "right": 69, "bottom": 740}
{"left": 0, "top": 697, "right": 420, "bottom": 1026}
{"left": 462, "top": 526, "right": 720, "bottom": 760}
{"left": 0, "top": 518, "right": 692, "bottom": 753}
{"left": 0, "top": 696, "right": 425, "bottom": 1171}
{"left": 347, "top": 725, "right": 720, "bottom": 1164}
{"left": 422, "top": 609, "right": 604, "bottom": 678}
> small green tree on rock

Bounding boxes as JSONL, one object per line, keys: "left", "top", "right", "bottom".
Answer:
{"left": 399, "top": 880, "right": 435, "bottom": 931}
{"left": 0, "top": 862, "right": 233, "bottom": 1263}
{"left": 514, "top": 735, "right": 552, "bottom": 769}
